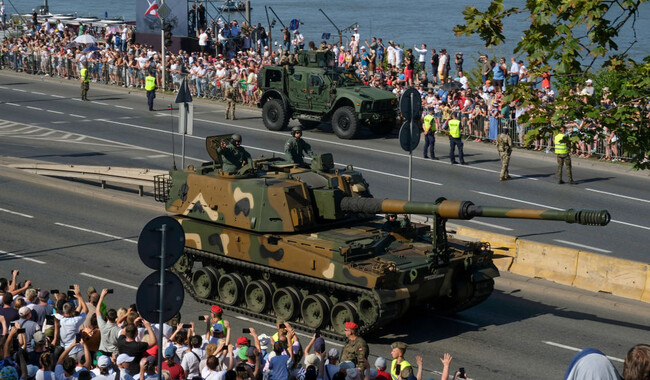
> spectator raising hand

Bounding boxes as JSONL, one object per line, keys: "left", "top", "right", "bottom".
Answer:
{"left": 440, "top": 353, "right": 452, "bottom": 380}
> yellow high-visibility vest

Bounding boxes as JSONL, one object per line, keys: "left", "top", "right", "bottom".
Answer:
{"left": 145, "top": 75, "right": 157, "bottom": 91}
{"left": 80, "top": 68, "right": 89, "bottom": 82}
{"left": 448, "top": 119, "right": 461, "bottom": 138}
{"left": 390, "top": 359, "right": 411, "bottom": 380}
{"left": 555, "top": 132, "right": 568, "bottom": 154}
{"left": 423, "top": 114, "right": 434, "bottom": 134}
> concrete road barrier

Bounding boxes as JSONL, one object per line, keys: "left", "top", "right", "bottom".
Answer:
{"left": 509, "top": 240, "right": 578, "bottom": 286}
{"left": 574, "top": 251, "right": 648, "bottom": 300}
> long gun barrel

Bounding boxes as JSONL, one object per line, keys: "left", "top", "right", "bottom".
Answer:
{"left": 340, "top": 198, "right": 610, "bottom": 226}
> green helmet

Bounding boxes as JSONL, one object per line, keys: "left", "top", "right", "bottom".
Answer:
{"left": 292, "top": 126, "right": 303, "bottom": 135}
{"left": 231, "top": 134, "right": 242, "bottom": 142}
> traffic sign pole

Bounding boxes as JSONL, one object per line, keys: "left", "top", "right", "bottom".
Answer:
{"left": 408, "top": 93, "right": 414, "bottom": 202}
{"left": 157, "top": 224, "right": 167, "bottom": 380}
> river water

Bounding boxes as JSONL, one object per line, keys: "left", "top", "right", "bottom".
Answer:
{"left": 8, "top": 0, "right": 650, "bottom": 69}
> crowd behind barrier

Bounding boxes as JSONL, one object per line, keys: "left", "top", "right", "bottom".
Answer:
{"left": 0, "top": 15, "right": 643, "bottom": 163}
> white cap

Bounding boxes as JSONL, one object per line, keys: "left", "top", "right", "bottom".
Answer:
{"left": 19, "top": 306, "right": 31, "bottom": 317}
{"left": 116, "top": 354, "right": 135, "bottom": 365}
{"left": 97, "top": 356, "right": 111, "bottom": 368}
{"left": 586, "top": 79, "right": 593, "bottom": 83}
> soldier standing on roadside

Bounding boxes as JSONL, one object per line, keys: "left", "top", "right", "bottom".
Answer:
{"left": 340, "top": 322, "right": 369, "bottom": 370}
{"left": 284, "top": 126, "right": 314, "bottom": 165}
{"left": 224, "top": 79, "right": 236, "bottom": 120}
{"left": 496, "top": 125, "right": 513, "bottom": 181}
{"left": 390, "top": 342, "right": 412, "bottom": 380}
{"left": 80, "top": 61, "right": 90, "bottom": 101}
{"left": 555, "top": 125, "right": 576, "bottom": 184}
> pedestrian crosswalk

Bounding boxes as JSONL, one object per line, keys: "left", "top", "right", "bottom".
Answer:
{"left": 0, "top": 119, "right": 87, "bottom": 142}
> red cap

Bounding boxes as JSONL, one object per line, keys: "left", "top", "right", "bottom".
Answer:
{"left": 345, "top": 322, "right": 359, "bottom": 330}
{"left": 211, "top": 305, "right": 223, "bottom": 314}
{"left": 237, "top": 336, "right": 250, "bottom": 345}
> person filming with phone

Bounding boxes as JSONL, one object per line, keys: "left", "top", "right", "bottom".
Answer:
{"left": 56, "top": 284, "right": 88, "bottom": 359}
{"left": 389, "top": 342, "right": 411, "bottom": 380}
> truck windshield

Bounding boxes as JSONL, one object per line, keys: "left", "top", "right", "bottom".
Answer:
{"left": 328, "top": 69, "right": 365, "bottom": 86}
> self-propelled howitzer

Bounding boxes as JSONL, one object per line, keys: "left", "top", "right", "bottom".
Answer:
{"left": 154, "top": 141, "right": 610, "bottom": 338}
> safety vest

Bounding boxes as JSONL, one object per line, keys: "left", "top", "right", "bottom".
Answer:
{"left": 145, "top": 75, "right": 156, "bottom": 91}
{"left": 80, "top": 68, "right": 89, "bottom": 82}
{"left": 390, "top": 359, "right": 411, "bottom": 380}
{"left": 448, "top": 119, "right": 461, "bottom": 138}
{"left": 554, "top": 132, "right": 568, "bottom": 154}
{"left": 423, "top": 114, "right": 434, "bottom": 134}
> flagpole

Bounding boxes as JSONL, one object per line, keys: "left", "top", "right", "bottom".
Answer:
{"left": 160, "top": 0, "right": 166, "bottom": 92}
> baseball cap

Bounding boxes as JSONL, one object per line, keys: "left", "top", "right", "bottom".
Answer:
{"left": 18, "top": 306, "right": 30, "bottom": 318}
{"left": 116, "top": 354, "right": 135, "bottom": 365}
{"left": 586, "top": 79, "right": 593, "bottom": 84}
{"left": 164, "top": 346, "right": 177, "bottom": 358}
{"left": 258, "top": 334, "right": 271, "bottom": 350}
{"left": 304, "top": 354, "right": 320, "bottom": 367}
{"left": 313, "top": 337, "right": 325, "bottom": 353}
{"left": 346, "top": 368, "right": 361, "bottom": 380}
{"left": 237, "top": 336, "right": 249, "bottom": 345}
{"left": 38, "top": 289, "right": 49, "bottom": 299}
{"left": 238, "top": 345, "right": 249, "bottom": 360}
{"left": 97, "top": 356, "right": 111, "bottom": 368}
{"left": 33, "top": 331, "right": 47, "bottom": 344}
{"left": 339, "top": 361, "right": 355, "bottom": 371}
{"left": 211, "top": 305, "right": 223, "bottom": 314}
{"left": 212, "top": 323, "right": 224, "bottom": 333}
{"left": 328, "top": 348, "right": 339, "bottom": 359}
{"left": 375, "top": 357, "right": 387, "bottom": 369}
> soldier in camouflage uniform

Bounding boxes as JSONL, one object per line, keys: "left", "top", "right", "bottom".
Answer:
{"left": 341, "top": 322, "right": 369, "bottom": 370}
{"left": 224, "top": 79, "right": 237, "bottom": 120}
{"left": 284, "top": 126, "right": 314, "bottom": 165}
{"left": 217, "top": 134, "right": 251, "bottom": 174}
{"left": 496, "top": 126, "right": 513, "bottom": 181}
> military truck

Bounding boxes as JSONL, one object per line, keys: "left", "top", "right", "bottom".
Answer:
{"left": 257, "top": 50, "right": 398, "bottom": 139}
{"left": 154, "top": 136, "right": 611, "bottom": 338}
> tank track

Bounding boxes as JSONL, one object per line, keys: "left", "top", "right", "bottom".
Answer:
{"left": 172, "top": 247, "right": 391, "bottom": 341}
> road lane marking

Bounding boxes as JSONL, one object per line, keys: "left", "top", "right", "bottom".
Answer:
{"left": 70, "top": 114, "right": 86, "bottom": 118}
{"left": 54, "top": 222, "right": 138, "bottom": 244}
{"left": 235, "top": 315, "right": 344, "bottom": 347}
{"left": 467, "top": 220, "right": 513, "bottom": 231}
{"left": 436, "top": 315, "right": 479, "bottom": 327}
{"left": 553, "top": 239, "right": 612, "bottom": 253}
{"left": 31, "top": 91, "right": 46, "bottom": 95}
{"left": 79, "top": 273, "right": 138, "bottom": 290}
{"left": 52, "top": 121, "right": 67, "bottom": 124}
{"left": 586, "top": 188, "right": 650, "bottom": 203}
{"left": 5, "top": 103, "right": 20, "bottom": 106}
{"left": 610, "top": 219, "right": 650, "bottom": 231}
{"left": 472, "top": 191, "right": 563, "bottom": 210}
{"left": 51, "top": 94, "right": 65, "bottom": 98}
{"left": 14, "top": 88, "right": 27, "bottom": 92}
{"left": 0, "top": 249, "right": 46, "bottom": 264}
{"left": 26, "top": 106, "right": 43, "bottom": 111}
{"left": 0, "top": 86, "right": 7, "bottom": 89}
{"left": 47, "top": 110, "right": 64, "bottom": 114}
{"left": 114, "top": 105, "right": 133, "bottom": 110}
{"left": 543, "top": 341, "right": 623, "bottom": 362}
{"left": 91, "top": 101, "right": 109, "bottom": 105}
{"left": 0, "top": 208, "right": 34, "bottom": 218}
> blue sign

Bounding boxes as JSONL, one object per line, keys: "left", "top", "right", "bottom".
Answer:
{"left": 290, "top": 19, "right": 300, "bottom": 31}
{"left": 321, "top": 33, "right": 331, "bottom": 40}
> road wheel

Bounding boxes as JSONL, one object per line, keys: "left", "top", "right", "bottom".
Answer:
{"left": 299, "top": 119, "right": 320, "bottom": 128}
{"left": 262, "top": 99, "right": 289, "bottom": 131}
{"left": 330, "top": 301, "right": 359, "bottom": 334}
{"left": 332, "top": 106, "right": 360, "bottom": 139}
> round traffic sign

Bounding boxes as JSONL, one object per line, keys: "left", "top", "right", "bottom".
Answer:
{"left": 136, "top": 270, "right": 185, "bottom": 323}
{"left": 399, "top": 88, "right": 422, "bottom": 121}
{"left": 138, "top": 216, "right": 185, "bottom": 270}
{"left": 398, "top": 121, "right": 421, "bottom": 152}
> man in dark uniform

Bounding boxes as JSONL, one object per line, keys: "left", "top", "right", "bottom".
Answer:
{"left": 284, "top": 126, "right": 314, "bottom": 165}
{"left": 340, "top": 322, "right": 369, "bottom": 370}
{"left": 224, "top": 79, "right": 237, "bottom": 120}
{"left": 444, "top": 113, "right": 466, "bottom": 165}
{"left": 217, "top": 134, "right": 251, "bottom": 174}
{"left": 496, "top": 125, "right": 513, "bottom": 181}
{"left": 422, "top": 107, "right": 437, "bottom": 159}
{"left": 145, "top": 70, "right": 157, "bottom": 111}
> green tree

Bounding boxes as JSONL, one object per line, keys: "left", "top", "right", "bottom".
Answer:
{"left": 454, "top": 0, "right": 650, "bottom": 168}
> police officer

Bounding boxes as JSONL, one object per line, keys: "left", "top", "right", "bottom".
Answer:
{"left": 224, "top": 79, "right": 237, "bottom": 120}
{"left": 445, "top": 113, "right": 466, "bottom": 165}
{"left": 284, "top": 126, "right": 314, "bottom": 165}
{"left": 422, "top": 107, "right": 437, "bottom": 159}
{"left": 389, "top": 342, "right": 411, "bottom": 380}
{"left": 555, "top": 125, "right": 576, "bottom": 184}
{"left": 80, "top": 62, "right": 89, "bottom": 101}
{"left": 340, "top": 322, "right": 369, "bottom": 370}
{"left": 217, "top": 134, "right": 251, "bottom": 174}
{"left": 145, "top": 70, "right": 157, "bottom": 111}
{"left": 496, "top": 125, "right": 513, "bottom": 181}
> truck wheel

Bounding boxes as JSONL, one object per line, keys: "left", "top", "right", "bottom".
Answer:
{"left": 332, "top": 106, "right": 359, "bottom": 139}
{"left": 299, "top": 120, "right": 320, "bottom": 128}
{"left": 262, "top": 99, "right": 289, "bottom": 131}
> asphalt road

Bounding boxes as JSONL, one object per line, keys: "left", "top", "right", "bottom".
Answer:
{"left": 0, "top": 71, "right": 648, "bottom": 261}
{"left": 1, "top": 165, "right": 649, "bottom": 379}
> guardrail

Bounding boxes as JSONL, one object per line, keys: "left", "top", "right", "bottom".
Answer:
{"left": 6, "top": 163, "right": 167, "bottom": 196}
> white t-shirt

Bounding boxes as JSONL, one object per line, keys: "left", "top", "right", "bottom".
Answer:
{"left": 199, "top": 32, "right": 208, "bottom": 47}
{"left": 201, "top": 368, "right": 227, "bottom": 380}
{"left": 57, "top": 312, "right": 86, "bottom": 356}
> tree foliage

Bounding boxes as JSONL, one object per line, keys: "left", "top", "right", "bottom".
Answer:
{"left": 454, "top": 0, "right": 650, "bottom": 169}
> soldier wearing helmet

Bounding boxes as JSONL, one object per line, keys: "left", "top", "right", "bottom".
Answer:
{"left": 284, "top": 126, "right": 314, "bottom": 165}
{"left": 217, "top": 133, "right": 251, "bottom": 174}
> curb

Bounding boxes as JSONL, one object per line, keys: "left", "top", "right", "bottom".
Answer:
{"left": 454, "top": 225, "right": 650, "bottom": 303}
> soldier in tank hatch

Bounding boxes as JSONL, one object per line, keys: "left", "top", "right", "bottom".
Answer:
{"left": 284, "top": 126, "right": 314, "bottom": 166}
{"left": 217, "top": 134, "right": 251, "bottom": 174}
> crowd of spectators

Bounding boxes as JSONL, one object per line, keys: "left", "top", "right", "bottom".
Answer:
{"left": 2, "top": 271, "right": 650, "bottom": 380}
{"left": 1, "top": 15, "right": 647, "bottom": 161}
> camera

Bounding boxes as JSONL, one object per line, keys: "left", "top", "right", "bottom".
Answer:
{"left": 107, "top": 289, "right": 114, "bottom": 294}
{"left": 67, "top": 289, "right": 75, "bottom": 297}
{"left": 182, "top": 324, "right": 192, "bottom": 329}
{"left": 50, "top": 289, "right": 59, "bottom": 294}
{"left": 242, "top": 328, "right": 251, "bottom": 334}
{"left": 198, "top": 316, "right": 206, "bottom": 321}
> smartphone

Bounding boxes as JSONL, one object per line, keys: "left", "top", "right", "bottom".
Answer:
{"left": 130, "top": 304, "right": 138, "bottom": 313}
{"left": 67, "top": 290, "right": 75, "bottom": 297}
{"left": 50, "top": 289, "right": 59, "bottom": 294}
{"left": 242, "top": 328, "right": 250, "bottom": 334}
{"left": 459, "top": 368, "right": 465, "bottom": 378}
{"left": 16, "top": 328, "right": 26, "bottom": 334}
{"left": 107, "top": 289, "right": 114, "bottom": 294}
{"left": 75, "top": 333, "right": 82, "bottom": 343}
{"left": 198, "top": 316, "right": 206, "bottom": 321}
{"left": 182, "top": 324, "right": 192, "bottom": 329}
{"left": 314, "top": 328, "right": 321, "bottom": 338}
{"left": 395, "top": 364, "right": 401, "bottom": 375}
